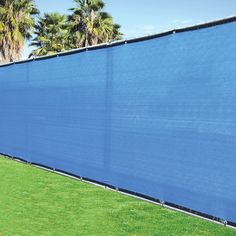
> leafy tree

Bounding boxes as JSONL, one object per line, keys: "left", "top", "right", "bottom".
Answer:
{"left": 68, "top": 0, "right": 122, "bottom": 48}
{"left": 0, "top": 0, "right": 39, "bottom": 63}
{"left": 29, "top": 12, "right": 69, "bottom": 57}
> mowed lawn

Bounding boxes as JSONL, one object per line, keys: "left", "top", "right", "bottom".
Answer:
{"left": 0, "top": 157, "right": 235, "bottom": 236}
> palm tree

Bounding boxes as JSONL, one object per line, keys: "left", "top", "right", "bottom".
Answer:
{"left": 29, "top": 13, "right": 69, "bottom": 57}
{"left": 0, "top": 0, "right": 39, "bottom": 64}
{"left": 68, "top": 0, "right": 122, "bottom": 48}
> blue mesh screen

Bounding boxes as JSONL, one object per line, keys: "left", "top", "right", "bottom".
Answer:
{"left": 0, "top": 20, "right": 236, "bottom": 223}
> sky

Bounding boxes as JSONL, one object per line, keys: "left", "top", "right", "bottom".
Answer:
{"left": 22, "top": 0, "right": 236, "bottom": 58}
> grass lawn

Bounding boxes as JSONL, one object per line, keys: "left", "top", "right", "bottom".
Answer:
{"left": 0, "top": 156, "right": 235, "bottom": 236}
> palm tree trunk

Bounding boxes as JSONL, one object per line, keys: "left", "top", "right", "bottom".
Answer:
{"left": 85, "top": 28, "right": 89, "bottom": 47}
{"left": 84, "top": 0, "right": 88, "bottom": 47}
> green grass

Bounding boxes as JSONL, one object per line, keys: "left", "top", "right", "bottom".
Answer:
{"left": 0, "top": 156, "right": 235, "bottom": 236}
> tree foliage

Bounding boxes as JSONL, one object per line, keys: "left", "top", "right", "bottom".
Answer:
{"left": 0, "top": 0, "right": 39, "bottom": 63}
{"left": 31, "top": 0, "right": 122, "bottom": 57}
{"left": 30, "top": 13, "right": 69, "bottom": 57}
{"left": 68, "top": 0, "right": 122, "bottom": 48}
{"left": 0, "top": 0, "right": 122, "bottom": 61}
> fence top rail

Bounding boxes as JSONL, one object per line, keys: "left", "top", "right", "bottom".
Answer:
{"left": 1, "top": 15, "right": 236, "bottom": 68}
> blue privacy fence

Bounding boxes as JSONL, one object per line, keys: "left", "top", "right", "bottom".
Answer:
{"left": 0, "top": 16, "right": 236, "bottom": 225}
